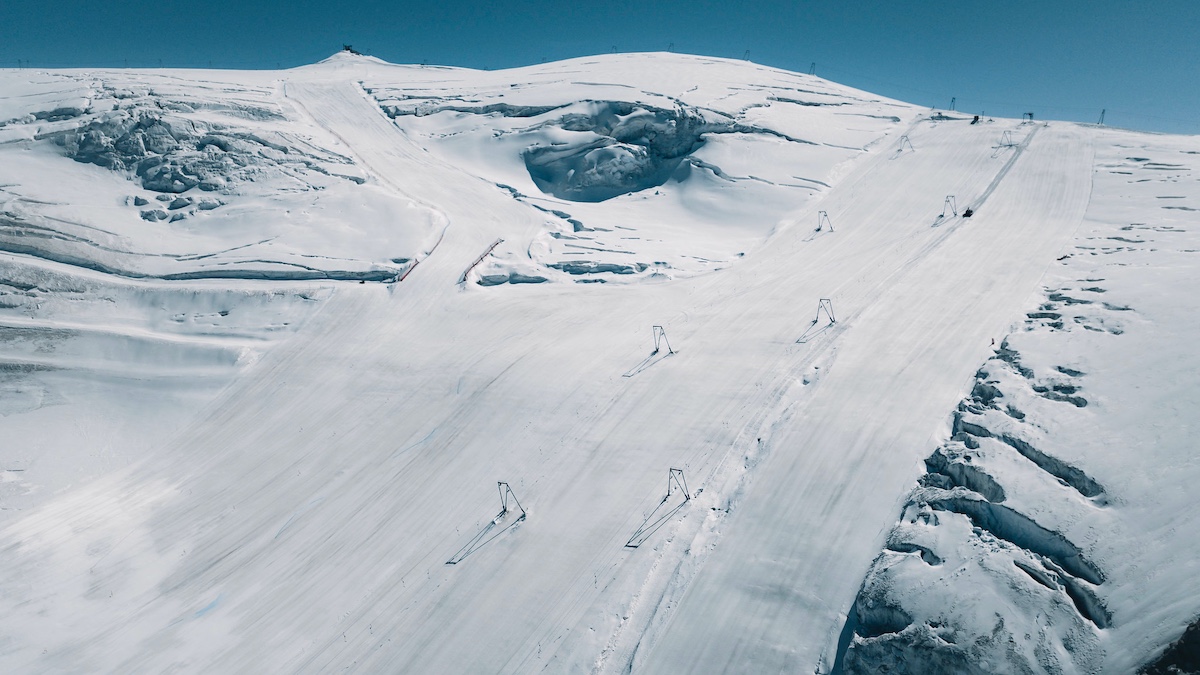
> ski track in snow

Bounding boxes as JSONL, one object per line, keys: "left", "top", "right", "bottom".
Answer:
{"left": 0, "top": 53, "right": 1196, "bottom": 674}
{"left": 634, "top": 124, "right": 1094, "bottom": 673}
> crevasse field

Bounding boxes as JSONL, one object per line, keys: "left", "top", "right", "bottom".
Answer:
{"left": 0, "top": 51, "right": 1197, "bottom": 674}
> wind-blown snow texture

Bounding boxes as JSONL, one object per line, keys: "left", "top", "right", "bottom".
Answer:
{"left": 0, "top": 52, "right": 1197, "bottom": 674}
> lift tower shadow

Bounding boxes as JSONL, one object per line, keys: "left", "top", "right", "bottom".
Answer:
{"left": 446, "top": 482, "right": 527, "bottom": 565}
{"left": 626, "top": 468, "right": 692, "bottom": 548}
{"left": 796, "top": 298, "right": 837, "bottom": 344}
{"left": 623, "top": 325, "right": 676, "bottom": 377}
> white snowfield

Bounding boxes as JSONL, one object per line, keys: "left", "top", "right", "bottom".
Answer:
{"left": 0, "top": 52, "right": 1197, "bottom": 674}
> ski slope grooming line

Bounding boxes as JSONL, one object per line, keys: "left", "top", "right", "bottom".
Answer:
{"left": 634, "top": 125, "right": 1095, "bottom": 674}
{"left": 967, "top": 122, "right": 1042, "bottom": 215}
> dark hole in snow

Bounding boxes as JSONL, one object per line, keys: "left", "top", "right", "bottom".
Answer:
{"left": 33, "top": 107, "right": 87, "bottom": 122}
{"left": 854, "top": 596, "right": 914, "bottom": 639}
{"left": 1014, "top": 560, "right": 1058, "bottom": 590}
{"left": 547, "top": 261, "right": 648, "bottom": 275}
{"left": 477, "top": 272, "right": 548, "bottom": 286}
{"left": 886, "top": 541, "right": 944, "bottom": 565}
{"left": 523, "top": 102, "right": 712, "bottom": 202}
{"left": 1048, "top": 292, "right": 1092, "bottom": 305}
{"left": 1059, "top": 573, "right": 1111, "bottom": 628}
{"left": 996, "top": 432, "right": 1104, "bottom": 497}
{"left": 994, "top": 341, "right": 1034, "bottom": 379}
{"left": 970, "top": 381, "right": 1003, "bottom": 407}
{"left": 930, "top": 496, "right": 1104, "bottom": 585}
{"left": 924, "top": 447, "right": 1006, "bottom": 502}
{"left": 1140, "top": 617, "right": 1200, "bottom": 675}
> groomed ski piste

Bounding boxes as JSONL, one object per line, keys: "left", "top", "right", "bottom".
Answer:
{"left": 0, "top": 51, "right": 1198, "bottom": 674}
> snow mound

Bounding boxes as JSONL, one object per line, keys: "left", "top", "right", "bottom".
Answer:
{"left": 315, "top": 51, "right": 395, "bottom": 67}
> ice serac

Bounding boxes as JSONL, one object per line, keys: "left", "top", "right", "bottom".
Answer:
{"left": 522, "top": 102, "right": 708, "bottom": 202}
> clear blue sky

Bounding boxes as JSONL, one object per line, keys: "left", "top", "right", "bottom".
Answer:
{"left": 3, "top": 0, "right": 1197, "bottom": 134}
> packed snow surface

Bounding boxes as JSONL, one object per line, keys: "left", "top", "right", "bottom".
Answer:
{"left": 0, "top": 52, "right": 1197, "bottom": 674}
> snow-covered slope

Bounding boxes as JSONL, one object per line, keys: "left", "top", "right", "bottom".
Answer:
{"left": 0, "top": 52, "right": 1196, "bottom": 674}
{"left": 836, "top": 129, "right": 1200, "bottom": 675}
